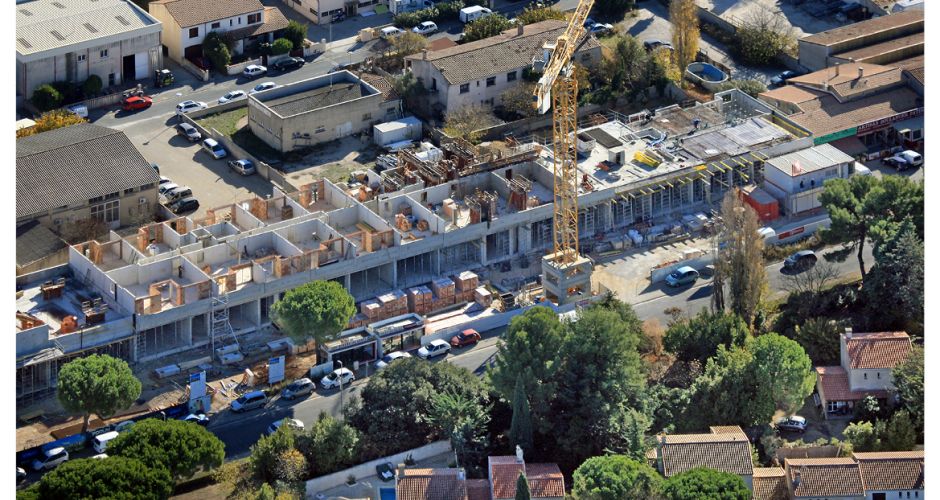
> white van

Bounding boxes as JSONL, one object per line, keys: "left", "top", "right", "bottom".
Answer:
{"left": 460, "top": 5, "right": 492, "bottom": 23}
{"left": 92, "top": 431, "right": 120, "bottom": 454}
{"left": 380, "top": 26, "right": 404, "bottom": 39}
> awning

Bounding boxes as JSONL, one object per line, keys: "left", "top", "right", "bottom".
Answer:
{"left": 829, "top": 136, "right": 867, "bottom": 157}
{"left": 892, "top": 115, "right": 924, "bottom": 133}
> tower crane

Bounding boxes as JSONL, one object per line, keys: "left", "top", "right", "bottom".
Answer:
{"left": 533, "top": 0, "right": 596, "bottom": 304}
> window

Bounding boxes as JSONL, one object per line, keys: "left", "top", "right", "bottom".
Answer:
{"left": 77, "top": 54, "right": 86, "bottom": 62}
{"left": 877, "top": 372, "right": 881, "bottom": 379}
{"left": 507, "top": 71, "right": 516, "bottom": 82}
{"left": 864, "top": 373, "right": 868, "bottom": 380}
{"left": 486, "top": 76, "right": 495, "bottom": 87}
{"left": 362, "top": 113, "right": 372, "bottom": 121}
{"left": 91, "top": 200, "right": 119, "bottom": 224}
{"left": 431, "top": 77, "right": 437, "bottom": 90}
{"left": 124, "top": 188, "right": 135, "bottom": 195}
{"left": 211, "top": 22, "right": 221, "bottom": 29}
{"left": 139, "top": 183, "right": 156, "bottom": 190}
{"left": 459, "top": 83, "right": 469, "bottom": 94}
{"left": 231, "top": 19, "right": 234, "bottom": 26}
{"left": 247, "top": 13, "right": 261, "bottom": 24}
{"left": 88, "top": 196, "right": 104, "bottom": 204}
{"left": 99, "top": 49, "right": 108, "bottom": 58}
{"left": 108, "top": 73, "right": 115, "bottom": 86}
{"left": 105, "top": 192, "right": 120, "bottom": 201}
{"left": 189, "top": 27, "right": 199, "bottom": 38}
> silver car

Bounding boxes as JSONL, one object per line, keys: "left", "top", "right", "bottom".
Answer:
{"left": 281, "top": 378, "right": 315, "bottom": 400}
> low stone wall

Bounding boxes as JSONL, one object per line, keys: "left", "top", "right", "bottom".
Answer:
{"left": 226, "top": 57, "right": 264, "bottom": 76}
{"left": 650, "top": 253, "right": 716, "bottom": 283}
{"left": 180, "top": 58, "right": 210, "bottom": 82}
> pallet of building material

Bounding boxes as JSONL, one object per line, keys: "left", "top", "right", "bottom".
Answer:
{"left": 360, "top": 300, "right": 382, "bottom": 319}
{"left": 452, "top": 271, "right": 479, "bottom": 291}
{"left": 474, "top": 287, "right": 492, "bottom": 307}
{"left": 431, "top": 277, "right": 455, "bottom": 298}
{"left": 406, "top": 286, "right": 432, "bottom": 312}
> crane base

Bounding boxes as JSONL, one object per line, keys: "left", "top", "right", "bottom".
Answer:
{"left": 541, "top": 251, "right": 593, "bottom": 306}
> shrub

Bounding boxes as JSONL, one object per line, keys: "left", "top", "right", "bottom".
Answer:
{"left": 82, "top": 75, "right": 103, "bottom": 97}
{"left": 203, "top": 31, "right": 232, "bottom": 69}
{"left": 718, "top": 78, "right": 767, "bottom": 98}
{"left": 271, "top": 38, "right": 293, "bottom": 55}
{"left": 16, "top": 109, "right": 85, "bottom": 138}
{"left": 284, "top": 20, "right": 307, "bottom": 50}
{"left": 31, "top": 84, "right": 63, "bottom": 111}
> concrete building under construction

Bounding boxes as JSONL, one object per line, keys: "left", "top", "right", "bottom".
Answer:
{"left": 16, "top": 89, "right": 812, "bottom": 402}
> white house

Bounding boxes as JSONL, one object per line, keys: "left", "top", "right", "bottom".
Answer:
{"left": 281, "top": 0, "right": 387, "bottom": 25}
{"left": 762, "top": 143, "right": 855, "bottom": 217}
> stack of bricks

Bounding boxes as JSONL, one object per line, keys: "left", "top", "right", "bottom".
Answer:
{"left": 474, "top": 286, "right": 492, "bottom": 307}
{"left": 377, "top": 289, "right": 408, "bottom": 319}
{"left": 453, "top": 271, "right": 480, "bottom": 304}
{"left": 431, "top": 277, "right": 456, "bottom": 311}
{"left": 407, "top": 286, "right": 433, "bottom": 315}
{"left": 360, "top": 300, "right": 382, "bottom": 322}
{"left": 348, "top": 312, "right": 369, "bottom": 329}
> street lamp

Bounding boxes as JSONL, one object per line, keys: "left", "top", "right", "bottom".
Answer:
{"left": 336, "top": 359, "right": 344, "bottom": 413}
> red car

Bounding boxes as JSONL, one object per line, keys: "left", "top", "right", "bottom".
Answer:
{"left": 450, "top": 329, "right": 481, "bottom": 348}
{"left": 122, "top": 95, "right": 153, "bottom": 111}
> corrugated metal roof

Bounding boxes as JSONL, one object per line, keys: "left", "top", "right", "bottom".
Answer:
{"left": 16, "top": 221, "right": 66, "bottom": 267}
{"left": 16, "top": 124, "right": 159, "bottom": 219}
{"left": 17, "top": 0, "right": 158, "bottom": 56}
{"left": 766, "top": 144, "right": 854, "bottom": 175}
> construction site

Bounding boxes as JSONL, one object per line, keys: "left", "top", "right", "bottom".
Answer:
{"left": 15, "top": 88, "right": 814, "bottom": 405}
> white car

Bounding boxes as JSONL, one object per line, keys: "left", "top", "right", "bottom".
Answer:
{"left": 32, "top": 447, "right": 68, "bottom": 471}
{"left": 417, "top": 339, "right": 450, "bottom": 359}
{"left": 250, "top": 81, "right": 279, "bottom": 94}
{"left": 218, "top": 90, "right": 246, "bottom": 104}
{"left": 266, "top": 418, "right": 305, "bottom": 436}
{"left": 320, "top": 367, "right": 355, "bottom": 389}
{"left": 376, "top": 351, "right": 412, "bottom": 370}
{"left": 243, "top": 64, "right": 267, "bottom": 78}
{"left": 589, "top": 23, "right": 614, "bottom": 35}
{"left": 412, "top": 21, "right": 438, "bottom": 35}
{"left": 66, "top": 103, "right": 89, "bottom": 118}
{"left": 176, "top": 100, "right": 207, "bottom": 115}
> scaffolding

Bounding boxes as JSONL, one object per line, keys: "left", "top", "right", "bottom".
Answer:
{"left": 210, "top": 294, "right": 240, "bottom": 356}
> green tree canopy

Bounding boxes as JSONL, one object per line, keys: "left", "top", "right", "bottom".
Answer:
{"left": 517, "top": 6, "right": 566, "bottom": 25}
{"left": 660, "top": 467, "right": 750, "bottom": 500}
{"left": 249, "top": 423, "right": 297, "bottom": 483}
{"left": 734, "top": 10, "right": 794, "bottom": 65}
{"left": 864, "top": 222, "right": 923, "bottom": 334}
{"left": 749, "top": 333, "right": 816, "bottom": 416}
{"left": 203, "top": 31, "right": 232, "bottom": 69}
{"left": 686, "top": 346, "right": 761, "bottom": 430}
{"left": 509, "top": 377, "right": 534, "bottom": 457}
{"left": 788, "top": 317, "right": 842, "bottom": 366}
{"left": 272, "top": 280, "right": 355, "bottom": 347}
{"left": 428, "top": 390, "right": 492, "bottom": 474}
{"left": 880, "top": 410, "right": 917, "bottom": 451}
{"left": 108, "top": 418, "right": 225, "bottom": 478}
{"left": 36, "top": 457, "right": 173, "bottom": 500}
{"left": 663, "top": 309, "right": 750, "bottom": 364}
{"left": 297, "top": 412, "right": 360, "bottom": 477}
{"left": 515, "top": 473, "right": 531, "bottom": 500}
{"left": 57, "top": 354, "right": 141, "bottom": 432}
{"left": 463, "top": 14, "right": 512, "bottom": 43}
{"left": 892, "top": 345, "right": 924, "bottom": 435}
{"left": 82, "top": 75, "right": 103, "bottom": 97}
{"left": 31, "top": 84, "right": 64, "bottom": 112}
{"left": 843, "top": 421, "right": 879, "bottom": 452}
{"left": 271, "top": 38, "right": 293, "bottom": 55}
{"left": 598, "top": 35, "right": 655, "bottom": 102}
{"left": 717, "top": 79, "right": 767, "bottom": 97}
{"left": 572, "top": 455, "right": 662, "bottom": 500}
{"left": 284, "top": 20, "right": 307, "bottom": 50}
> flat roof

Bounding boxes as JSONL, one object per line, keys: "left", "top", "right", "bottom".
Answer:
{"left": 831, "top": 32, "right": 923, "bottom": 62}
{"left": 265, "top": 83, "right": 362, "bottom": 116}
{"left": 799, "top": 10, "right": 923, "bottom": 48}
{"left": 766, "top": 144, "right": 854, "bottom": 176}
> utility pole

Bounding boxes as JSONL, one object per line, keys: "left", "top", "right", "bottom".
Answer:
{"left": 336, "top": 359, "right": 345, "bottom": 413}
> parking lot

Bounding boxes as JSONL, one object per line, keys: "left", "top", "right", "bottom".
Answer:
{"left": 696, "top": 0, "right": 843, "bottom": 38}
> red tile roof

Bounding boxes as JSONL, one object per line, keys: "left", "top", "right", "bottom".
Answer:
{"left": 799, "top": 10, "right": 923, "bottom": 48}
{"left": 752, "top": 467, "right": 788, "bottom": 500}
{"left": 397, "top": 468, "right": 468, "bottom": 500}
{"left": 845, "top": 331, "right": 912, "bottom": 369}
{"left": 815, "top": 366, "right": 890, "bottom": 401}
{"left": 660, "top": 430, "right": 753, "bottom": 477}
{"left": 465, "top": 479, "right": 491, "bottom": 500}
{"left": 488, "top": 458, "right": 564, "bottom": 499}
{"left": 782, "top": 86, "right": 921, "bottom": 137}
{"left": 856, "top": 451, "right": 925, "bottom": 491}
{"left": 490, "top": 462, "right": 525, "bottom": 499}
{"left": 786, "top": 458, "right": 864, "bottom": 497}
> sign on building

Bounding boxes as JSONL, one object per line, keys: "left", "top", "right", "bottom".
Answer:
{"left": 268, "top": 355, "right": 285, "bottom": 384}
{"left": 189, "top": 371, "right": 206, "bottom": 400}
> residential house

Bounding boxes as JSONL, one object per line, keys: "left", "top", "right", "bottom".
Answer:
{"left": 405, "top": 20, "right": 601, "bottom": 117}
{"left": 16, "top": 0, "right": 163, "bottom": 97}
{"left": 752, "top": 467, "right": 789, "bottom": 500}
{"left": 855, "top": 451, "right": 925, "bottom": 499}
{"left": 785, "top": 457, "right": 866, "bottom": 499}
{"left": 16, "top": 123, "right": 160, "bottom": 233}
{"left": 783, "top": 451, "right": 924, "bottom": 500}
{"left": 762, "top": 144, "right": 855, "bottom": 217}
{"left": 148, "top": 0, "right": 289, "bottom": 65}
{"left": 395, "top": 467, "right": 490, "bottom": 500}
{"left": 797, "top": 10, "right": 923, "bottom": 71}
{"left": 814, "top": 329, "right": 913, "bottom": 418}
{"left": 653, "top": 426, "right": 755, "bottom": 489}
{"left": 488, "top": 454, "right": 565, "bottom": 500}
{"left": 280, "top": 0, "right": 385, "bottom": 25}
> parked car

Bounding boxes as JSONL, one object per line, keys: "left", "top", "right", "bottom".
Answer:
{"left": 589, "top": 22, "right": 614, "bottom": 35}
{"left": 882, "top": 150, "right": 923, "bottom": 170}
{"left": 784, "top": 249, "right": 817, "bottom": 270}
{"left": 266, "top": 418, "right": 305, "bottom": 436}
{"left": 281, "top": 378, "right": 316, "bottom": 400}
{"left": 250, "top": 81, "right": 279, "bottom": 94}
{"left": 376, "top": 351, "right": 412, "bottom": 370}
{"left": 169, "top": 197, "right": 200, "bottom": 214}
{"left": 273, "top": 57, "right": 305, "bottom": 72}
{"left": 159, "top": 182, "right": 179, "bottom": 196}
{"left": 92, "top": 454, "right": 109, "bottom": 459}
{"left": 92, "top": 431, "right": 120, "bottom": 454}
{"left": 176, "top": 100, "right": 207, "bottom": 115}
{"left": 159, "top": 176, "right": 172, "bottom": 188}
{"left": 643, "top": 39, "right": 672, "bottom": 51}
{"left": 775, "top": 415, "right": 807, "bottom": 432}
{"left": 66, "top": 103, "right": 89, "bottom": 118}
{"left": 320, "top": 367, "right": 355, "bottom": 389}
{"left": 413, "top": 21, "right": 438, "bottom": 35}
{"left": 450, "top": 329, "right": 481, "bottom": 348}
{"left": 665, "top": 266, "right": 699, "bottom": 287}
{"left": 770, "top": 70, "right": 799, "bottom": 87}
{"left": 176, "top": 122, "right": 202, "bottom": 142}
{"left": 583, "top": 17, "right": 596, "bottom": 27}
{"left": 228, "top": 158, "right": 256, "bottom": 175}
{"left": 202, "top": 138, "right": 228, "bottom": 159}
{"left": 17, "top": 467, "right": 26, "bottom": 483}
{"left": 231, "top": 390, "right": 268, "bottom": 412}
{"left": 417, "top": 339, "right": 451, "bottom": 359}
{"left": 218, "top": 90, "right": 246, "bottom": 104}
{"left": 380, "top": 26, "right": 405, "bottom": 39}
{"left": 243, "top": 64, "right": 267, "bottom": 78}
{"left": 32, "top": 447, "right": 68, "bottom": 471}
{"left": 181, "top": 413, "right": 210, "bottom": 426}
{"left": 164, "top": 185, "right": 193, "bottom": 203}
{"left": 121, "top": 95, "right": 152, "bottom": 111}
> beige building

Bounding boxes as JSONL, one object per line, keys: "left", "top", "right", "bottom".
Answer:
{"left": 247, "top": 71, "right": 401, "bottom": 152}
{"left": 16, "top": 124, "right": 161, "bottom": 234}
{"left": 784, "top": 452, "right": 924, "bottom": 500}
{"left": 280, "top": 0, "right": 385, "bottom": 24}
{"left": 653, "top": 426, "right": 756, "bottom": 490}
{"left": 16, "top": 0, "right": 163, "bottom": 97}
{"left": 405, "top": 20, "right": 602, "bottom": 117}
{"left": 797, "top": 10, "right": 923, "bottom": 72}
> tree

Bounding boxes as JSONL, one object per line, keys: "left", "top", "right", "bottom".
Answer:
{"left": 463, "top": 14, "right": 512, "bottom": 43}
{"left": 296, "top": 412, "right": 360, "bottom": 477}
{"left": 271, "top": 38, "right": 293, "bottom": 55}
{"left": 572, "top": 455, "right": 662, "bottom": 500}
{"left": 57, "top": 354, "right": 141, "bottom": 432}
{"left": 36, "top": 457, "right": 173, "bottom": 500}
{"left": 509, "top": 377, "right": 534, "bottom": 457}
{"left": 16, "top": 109, "right": 85, "bottom": 138}
{"left": 203, "top": 31, "right": 232, "bottom": 69}
{"left": 499, "top": 82, "right": 538, "bottom": 120}
{"left": 272, "top": 280, "right": 355, "bottom": 348}
{"left": 880, "top": 410, "right": 917, "bottom": 451}
{"left": 781, "top": 259, "right": 838, "bottom": 296}
{"left": 82, "top": 75, "right": 103, "bottom": 97}
{"left": 275, "top": 449, "right": 307, "bottom": 482}
{"left": 391, "top": 31, "right": 427, "bottom": 58}
{"left": 489, "top": 306, "right": 565, "bottom": 435}
{"left": 788, "top": 317, "right": 842, "bottom": 365}
{"left": 669, "top": 0, "right": 699, "bottom": 75}
{"left": 892, "top": 345, "right": 923, "bottom": 434}
{"left": 284, "top": 20, "right": 307, "bottom": 51}
{"left": 31, "top": 84, "right": 63, "bottom": 112}
{"left": 663, "top": 309, "right": 749, "bottom": 365}
{"left": 749, "top": 333, "right": 816, "bottom": 416}
{"left": 717, "top": 79, "right": 767, "bottom": 98}
{"left": 715, "top": 190, "right": 767, "bottom": 329}
{"left": 427, "top": 391, "right": 490, "bottom": 476}
{"left": 443, "top": 104, "right": 500, "bottom": 142}
{"left": 550, "top": 308, "right": 646, "bottom": 469}
{"left": 347, "top": 359, "right": 489, "bottom": 459}
{"left": 843, "top": 421, "right": 879, "bottom": 452}
{"left": 685, "top": 346, "right": 761, "bottom": 430}
{"left": 517, "top": 6, "right": 566, "bottom": 25}
{"left": 108, "top": 418, "right": 225, "bottom": 479}
{"left": 392, "top": 72, "right": 427, "bottom": 113}
{"left": 250, "top": 424, "right": 297, "bottom": 483}
{"left": 863, "top": 222, "right": 923, "bottom": 333}
{"left": 734, "top": 10, "right": 795, "bottom": 65}
{"left": 515, "top": 473, "right": 531, "bottom": 500}
{"left": 660, "top": 467, "right": 750, "bottom": 500}
{"left": 595, "top": 0, "right": 634, "bottom": 19}
{"left": 598, "top": 35, "right": 654, "bottom": 102}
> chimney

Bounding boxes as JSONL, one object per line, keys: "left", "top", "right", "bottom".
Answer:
{"left": 422, "top": 49, "right": 428, "bottom": 60}
{"left": 457, "top": 468, "right": 466, "bottom": 481}
{"left": 793, "top": 470, "right": 802, "bottom": 489}
{"left": 845, "top": 327, "right": 853, "bottom": 340}
{"left": 515, "top": 445, "right": 524, "bottom": 463}
{"left": 858, "top": 66, "right": 864, "bottom": 79}
{"left": 517, "top": 23, "right": 524, "bottom": 36}
{"left": 397, "top": 463, "right": 407, "bottom": 480}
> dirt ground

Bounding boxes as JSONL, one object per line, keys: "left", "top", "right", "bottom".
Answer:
{"left": 283, "top": 136, "right": 382, "bottom": 187}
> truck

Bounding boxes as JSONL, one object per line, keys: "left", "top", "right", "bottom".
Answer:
{"left": 882, "top": 150, "right": 923, "bottom": 171}
{"left": 460, "top": 5, "right": 492, "bottom": 23}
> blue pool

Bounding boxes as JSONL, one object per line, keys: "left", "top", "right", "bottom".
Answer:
{"left": 380, "top": 487, "right": 396, "bottom": 500}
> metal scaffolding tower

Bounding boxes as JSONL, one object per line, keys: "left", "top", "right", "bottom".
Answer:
{"left": 210, "top": 294, "right": 239, "bottom": 356}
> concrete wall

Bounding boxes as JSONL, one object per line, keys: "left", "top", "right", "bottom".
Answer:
{"left": 649, "top": 253, "right": 715, "bottom": 283}
{"left": 849, "top": 368, "right": 895, "bottom": 392}
{"left": 305, "top": 440, "right": 452, "bottom": 497}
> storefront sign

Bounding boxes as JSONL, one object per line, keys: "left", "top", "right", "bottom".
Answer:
{"left": 777, "top": 226, "right": 805, "bottom": 240}
{"left": 813, "top": 128, "right": 857, "bottom": 145}
{"left": 856, "top": 107, "right": 924, "bottom": 134}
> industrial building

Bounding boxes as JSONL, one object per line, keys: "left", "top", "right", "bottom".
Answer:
{"left": 797, "top": 10, "right": 923, "bottom": 72}
{"left": 16, "top": 89, "right": 813, "bottom": 403}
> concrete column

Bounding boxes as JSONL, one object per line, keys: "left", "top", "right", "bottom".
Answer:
{"left": 344, "top": 274, "right": 352, "bottom": 291}
{"left": 246, "top": 299, "right": 262, "bottom": 329}
{"left": 181, "top": 316, "right": 193, "bottom": 346}
{"left": 480, "top": 236, "right": 487, "bottom": 265}
{"left": 390, "top": 262, "right": 398, "bottom": 288}
{"left": 600, "top": 202, "right": 613, "bottom": 232}
{"left": 726, "top": 169, "right": 733, "bottom": 191}
{"left": 688, "top": 180, "right": 695, "bottom": 205}
{"left": 433, "top": 249, "right": 441, "bottom": 276}
{"left": 508, "top": 227, "right": 517, "bottom": 256}
{"left": 518, "top": 224, "right": 532, "bottom": 254}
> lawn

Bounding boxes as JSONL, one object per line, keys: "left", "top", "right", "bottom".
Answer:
{"left": 196, "top": 107, "right": 281, "bottom": 163}
{"left": 195, "top": 108, "right": 247, "bottom": 136}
